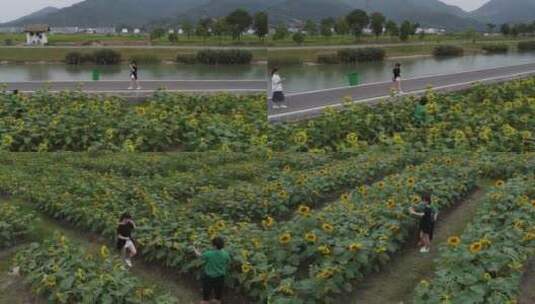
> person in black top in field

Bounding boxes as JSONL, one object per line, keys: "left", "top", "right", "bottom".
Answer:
{"left": 409, "top": 193, "right": 438, "bottom": 253}
{"left": 116, "top": 212, "right": 137, "bottom": 267}
{"left": 128, "top": 60, "right": 141, "bottom": 90}
{"left": 392, "top": 63, "right": 403, "bottom": 94}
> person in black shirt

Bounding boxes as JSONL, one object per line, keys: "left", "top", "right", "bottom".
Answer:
{"left": 128, "top": 61, "right": 141, "bottom": 90}
{"left": 117, "top": 212, "right": 137, "bottom": 267}
{"left": 392, "top": 63, "right": 403, "bottom": 94}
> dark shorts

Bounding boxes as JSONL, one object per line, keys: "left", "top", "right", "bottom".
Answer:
{"left": 420, "top": 220, "right": 434, "bottom": 241}
{"left": 202, "top": 275, "right": 224, "bottom": 301}
{"left": 131, "top": 72, "right": 138, "bottom": 80}
{"left": 272, "top": 91, "right": 285, "bottom": 103}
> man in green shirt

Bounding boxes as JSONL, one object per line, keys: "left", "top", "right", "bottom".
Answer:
{"left": 194, "top": 237, "right": 231, "bottom": 304}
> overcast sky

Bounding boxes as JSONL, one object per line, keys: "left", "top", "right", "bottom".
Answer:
{"left": 0, "top": 0, "right": 491, "bottom": 23}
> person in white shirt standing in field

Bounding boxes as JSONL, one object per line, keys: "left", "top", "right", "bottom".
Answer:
{"left": 271, "top": 68, "right": 287, "bottom": 109}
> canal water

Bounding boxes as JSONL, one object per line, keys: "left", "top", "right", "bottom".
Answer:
{"left": 271, "top": 52, "right": 535, "bottom": 93}
{"left": 0, "top": 63, "right": 266, "bottom": 82}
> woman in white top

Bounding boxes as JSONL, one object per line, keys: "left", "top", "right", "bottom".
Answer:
{"left": 271, "top": 68, "right": 287, "bottom": 109}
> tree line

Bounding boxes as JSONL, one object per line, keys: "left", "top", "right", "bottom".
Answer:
{"left": 495, "top": 21, "right": 535, "bottom": 36}
{"left": 150, "top": 9, "right": 268, "bottom": 42}
{"left": 273, "top": 10, "right": 420, "bottom": 44}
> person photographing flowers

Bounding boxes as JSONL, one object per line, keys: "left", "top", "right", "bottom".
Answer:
{"left": 193, "top": 236, "right": 231, "bottom": 304}
{"left": 409, "top": 193, "right": 438, "bottom": 253}
{"left": 116, "top": 212, "right": 137, "bottom": 267}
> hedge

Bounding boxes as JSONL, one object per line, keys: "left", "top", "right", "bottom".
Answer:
{"left": 317, "top": 53, "right": 340, "bottom": 64}
{"left": 433, "top": 45, "right": 464, "bottom": 57}
{"left": 196, "top": 49, "right": 253, "bottom": 65}
{"left": 65, "top": 49, "right": 121, "bottom": 65}
{"left": 518, "top": 41, "right": 535, "bottom": 52}
{"left": 336, "top": 48, "right": 386, "bottom": 63}
{"left": 481, "top": 44, "right": 509, "bottom": 54}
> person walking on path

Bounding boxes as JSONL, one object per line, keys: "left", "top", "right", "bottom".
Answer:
{"left": 116, "top": 212, "right": 137, "bottom": 267}
{"left": 128, "top": 60, "right": 141, "bottom": 90}
{"left": 393, "top": 63, "right": 403, "bottom": 94}
{"left": 409, "top": 193, "right": 438, "bottom": 253}
{"left": 193, "top": 237, "right": 231, "bottom": 304}
{"left": 271, "top": 68, "right": 287, "bottom": 109}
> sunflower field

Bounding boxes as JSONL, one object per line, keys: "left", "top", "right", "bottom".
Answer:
{"left": 0, "top": 90, "right": 266, "bottom": 152}
{"left": 0, "top": 203, "right": 33, "bottom": 248}
{"left": 1, "top": 152, "right": 534, "bottom": 303}
{"left": 269, "top": 77, "right": 535, "bottom": 153}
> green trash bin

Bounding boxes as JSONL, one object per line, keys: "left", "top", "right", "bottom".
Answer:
{"left": 347, "top": 72, "right": 360, "bottom": 86}
{"left": 92, "top": 69, "right": 100, "bottom": 81}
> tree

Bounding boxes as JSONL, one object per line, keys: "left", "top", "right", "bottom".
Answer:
{"left": 168, "top": 32, "right": 178, "bottom": 43}
{"left": 320, "top": 18, "right": 335, "bottom": 38}
{"left": 181, "top": 21, "right": 194, "bottom": 39}
{"left": 370, "top": 12, "right": 386, "bottom": 38}
{"left": 273, "top": 24, "right": 289, "bottom": 40}
{"left": 212, "top": 18, "right": 229, "bottom": 41}
{"left": 334, "top": 17, "right": 350, "bottom": 35}
{"left": 500, "top": 23, "right": 510, "bottom": 36}
{"left": 293, "top": 32, "right": 305, "bottom": 45}
{"left": 196, "top": 18, "right": 212, "bottom": 41}
{"left": 253, "top": 11, "right": 268, "bottom": 40}
{"left": 304, "top": 19, "right": 318, "bottom": 36}
{"left": 346, "top": 9, "right": 369, "bottom": 38}
{"left": 464, "top": 27, "right": 478, "bottom": 43}
{"left": 486, "top": 23, "right": 496, "bottom": 33}
{"left": 385, "top": 20, "right": 399, "bottom": 37}
{"left": 150, "top": 28, "right": 166, "bottom": 40}
{"left": 226, "top": 9, "right": 253, "bottom": 40}
{"left": 400, "top": 20, "right": 412, "bottom": 42}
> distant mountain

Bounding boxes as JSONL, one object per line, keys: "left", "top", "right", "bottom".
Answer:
{"left": 469, "top": 0, "right": 535, "bottom": 24}
{"left": 6, "top": 6, "right": 60, "bottom": 24}
{"left": 178, "top": 0, "right": 275, "bottom": 21}
{"left": 2, "top": 0, "right": 208, "bottom": 27}
{"left": 269, "top": 0, "right": 482, "bottom": 30}
{"left": 269, "top": 0, "right": 353, "bottom": 23}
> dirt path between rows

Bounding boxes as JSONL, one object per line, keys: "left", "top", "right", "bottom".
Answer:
{"left": 340, "top": 181, "right": 491, "bottom": 304}
{"left": 519, "top": 258, "right": 535, "bottom": 304}
{"left": 0, "top": 197, "right": 202, "bottom": 304}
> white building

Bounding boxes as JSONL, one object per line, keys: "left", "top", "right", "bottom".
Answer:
{"left": 24, "top": 24, "right": 50, "bottom": 45}
{"left": 133, "top": 28, "right": 141, "bottom": 34}
{"left": 121, "top": 28, "right": 129, "bottom": 34}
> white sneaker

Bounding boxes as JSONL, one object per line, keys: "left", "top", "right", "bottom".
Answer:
{"left": 128, "top": 86, "right": 133, "bottom": 90}
{"left": 272, "top": 104, "right": 280, "bottom": 109}
{"left": 280, "top": 104, "right": 288, "bottom": 109}
{"left": 420, "top": 247, "right": 430, "bottom": 253}
{"left": 125, "top": 258, "right": 133, "bottom": 267}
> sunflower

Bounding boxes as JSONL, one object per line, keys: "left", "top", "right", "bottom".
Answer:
{"left": 407, "top": 176, "right": 416, "bottom": 187}
{"left": 282, "top": 165, "right": 291, "bottom": 172}
{"left": 386, "top": 198, "right": 396, "bottom": 209}
{"left": 304, "top": 232, "right": 317, "bottom": 243}
{"left": 279, "top": 233, "right": 292, "bottom": 245}
{"left": 278, "top": 190, "right": 289, "bottom": 200}
{"left": 241, "top": 263, "right": 252, "bottom": 274}
{"left": 358, "top": 185, "right": 367, "bottom": 195}
{"left": 495, "top": 180, "right": 505, "bottom": 187}
{"left": 262, "top": 216, "right": 274, "bottom": 229}
{"left": 483, "top": 273, "right": 492, "bottom": 281}
{"left": 411, "top": 195, "right": 421, "bottom": 204}
{"left": 135, "top": 106, "right": 146, "bottom": 116}
{"left": 297, "top": 205, "right": 311, "bottom": 216}
{"left": 340, "top": 193, "right": 351, "bottom": 203}
{"left": 216, "top": 220, "right": 225, "bottom": 229}
{"left": 293, "top": 131, "right": 308, "bottom": 145}
{"left": 469, "top": 241, "right": 483, "bottom": 254}
{"left": 252, "top": 238, "right": 261, "bottom": 249}
{"left": 348, "top": 243, "right": 362, "bottom": 252}
{"left": 447, "top": 236, "right": 461, "bottom": 247}
{"left": 321, "top": 223, "right": 334, "bottom": 233}
{"left": 377, "top": 181, "right": 385, "bottom": 189}
{"left": 531, "top": 199, "right": 535, "bottom": 208}
{"left": 318, "top": 245, "right": 331, "bottom": 255}
{"left": 100, "top": 245, "right": 110, "bottom": 258}
{"left": 419, "top": 279, "right": 429, "bottom": 288}
{"left": 523, "top": 232, "right": 535, "bottom": 242}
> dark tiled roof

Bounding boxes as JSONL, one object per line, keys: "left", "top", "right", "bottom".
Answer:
{"left": 24, "top": 24, "right": 50, "bottom": 32}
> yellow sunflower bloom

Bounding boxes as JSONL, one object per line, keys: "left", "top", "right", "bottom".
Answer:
{"left": 241, "top": 263, "right": 252, "bottom": 274}
{"left": 304, "top": 232, "right": 317, "bottom": 243}
{"left": 297, "top": 205, "right": 311, "bottom": 216}
{"left": 469, "top": 241, "right": 483, "bottom": 254}
{"left": 262, "top": 216, "right": 274, "bottom": 229}
{"left": 321, "top": 223, "right": 334, "bottom": 233}
{"left": 279, "top": 233, "right": 292, "bottom": 245}
{"left": 100, "top": 245, "right": 110, "bottom": 259}
{"left": 318, "top": 245, "right": 331, "bottom": 255}
{"left": 348, "top": 243, "right": 362, "bottom": 252}
{"left": 495, "top": 180, "right": 505, "bottom": 187}
{"left": 447, "top": 236, "right": 461, "bottom": 247}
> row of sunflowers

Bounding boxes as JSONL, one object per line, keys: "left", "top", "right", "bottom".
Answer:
{"left": 3, "top": 153, "right": 533, "bottom": 302}
{"left": 414, "top": 175, "right": 535, "bottom": 304}
{"left": 0, "top": 203, "right": 33, "bottom": 248}
{"left": 0, "top": 90, "right": 266, "bottom": 152}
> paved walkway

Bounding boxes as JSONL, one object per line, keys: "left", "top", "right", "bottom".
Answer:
{"left": 268, "top": 62, "right": 535, "bottom": 122}
{"left": 2, "top": 79, "right": 266, "bottom": 94}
